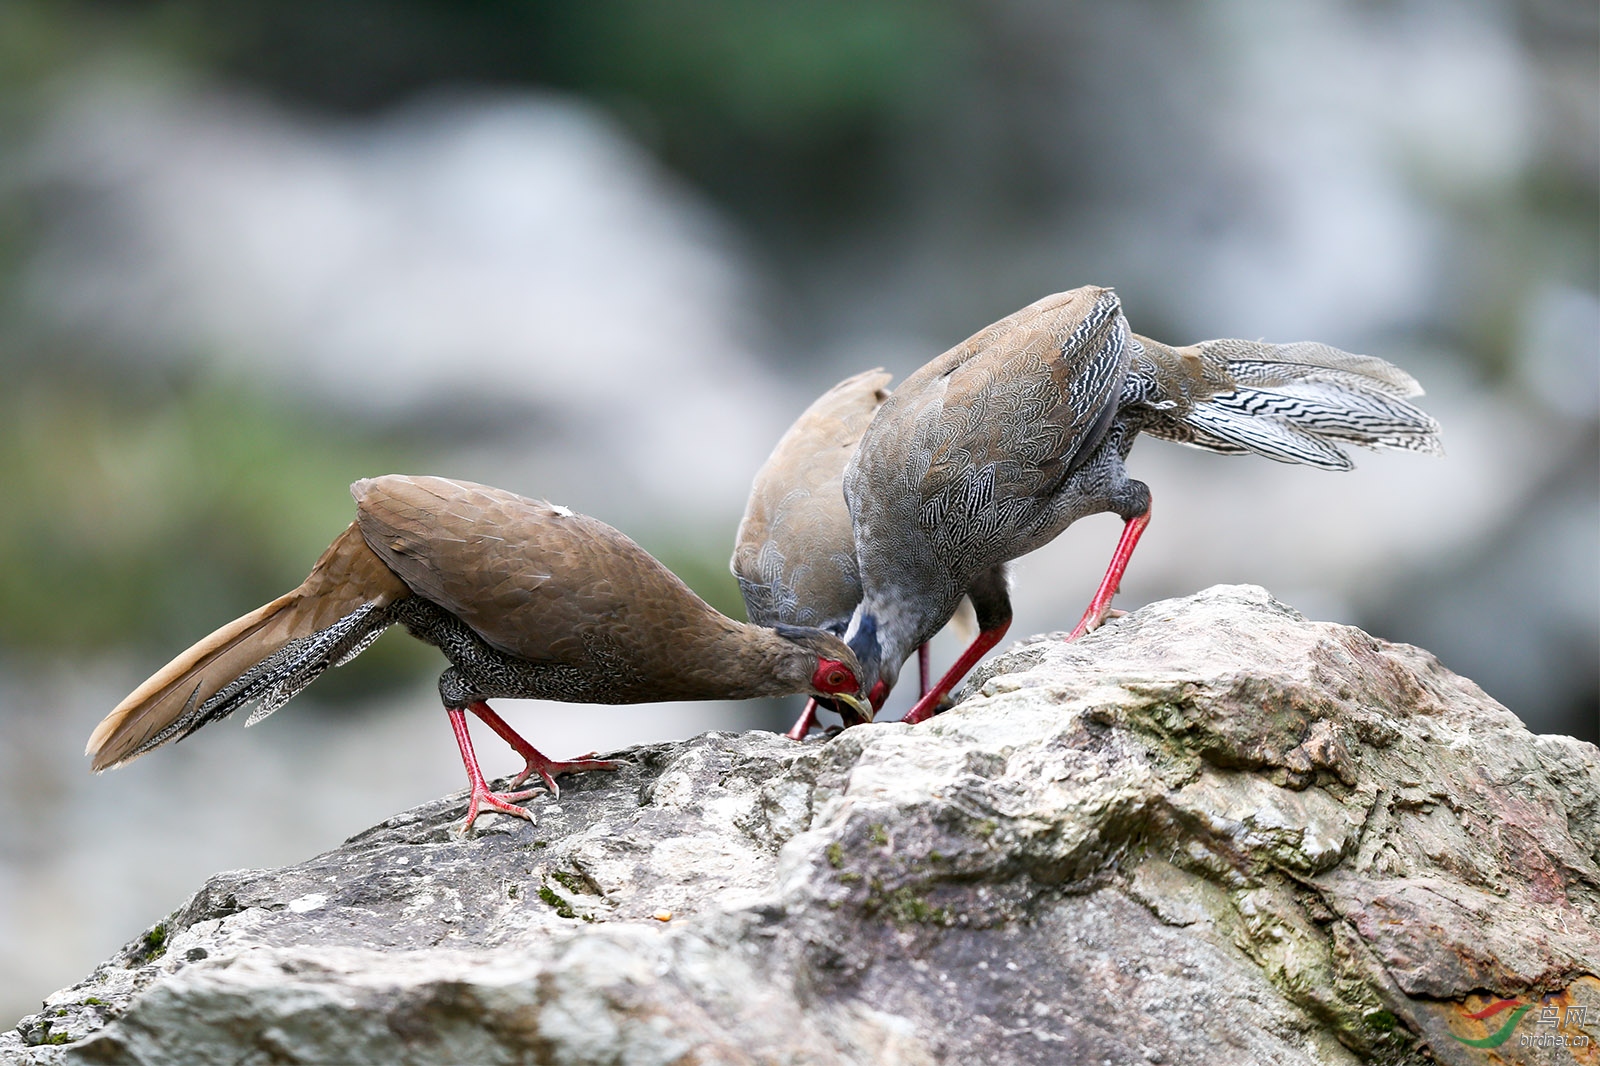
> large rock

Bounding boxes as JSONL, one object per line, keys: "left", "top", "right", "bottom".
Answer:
{"left": 6, "top": 586, "right": 1597, "bottom": 1065}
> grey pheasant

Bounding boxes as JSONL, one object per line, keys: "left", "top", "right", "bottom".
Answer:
{"left": 90, "top": 475, "right": 870, "bottom": 828}
{"left": 841, "top": 286, "right": 1442, "bottom": 724}
{"left": 732, "top": 370, "right": 968, "bottom": 737}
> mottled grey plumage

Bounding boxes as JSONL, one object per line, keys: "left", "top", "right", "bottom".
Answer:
{"left": 733, "top": 369, "right": 975, "bottom": 732}
{"left": 843, "top": 286, "right": 1441, "bottom": 715}
{"left": 1130, "top": 335, "right": 1439, "bottom": 468}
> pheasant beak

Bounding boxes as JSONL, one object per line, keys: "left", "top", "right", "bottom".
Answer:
{"left": 834, "top": 692, "right": 873, "bottom": 722}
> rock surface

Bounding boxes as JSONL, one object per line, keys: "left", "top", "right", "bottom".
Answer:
{"left": 5, "top": 585, "right": 1597, "bottom": 1065}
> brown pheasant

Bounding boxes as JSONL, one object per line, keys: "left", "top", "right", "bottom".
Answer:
{"left": 89, "top": 475, "right": 870, "bottom": 828}
{"left": 732, "top": 369, "right": 892, "bottom": 739}
{"left": 732, "top": 369, "right": 971, "bottom": 738}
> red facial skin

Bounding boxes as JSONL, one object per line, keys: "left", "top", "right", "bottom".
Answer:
{"left": 810, "top": 657, "right": 860, "bottom": 696}
{"left": 868, "top": 681, "right": 888, "bottom": 711}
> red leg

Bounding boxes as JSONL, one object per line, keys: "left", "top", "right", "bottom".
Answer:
{"left": 467, "top": 700, "right": 618, "bottom": 799}
{"left": 787, "top": 672, "right": 893, "bottom": 741}
{"left": 901, "top": 621, "right": 1011, "bottom": 725}
{"left": 1067, "top": 506, "right": 1151, "bottom": 641}
{"left": 785, "top": 699, "right": 820, "bottom": 741}
{"left": 785, "top": 676, "right": 890, "bottom": 740}
{"left": 918, "top": 643, "right": 931, "bottom": 697}
{"left": 448, "top": 707, "right": 541, "bottom": 830}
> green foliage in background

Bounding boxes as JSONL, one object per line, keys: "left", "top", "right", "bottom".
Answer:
{"left": 0, "top": 369, "right": 432, "bottom": 696}
{"left": 2, "top": 0, "right": 965, "bottom": 234}
{"left": 0, "top": 367, "right": 761, "bottom": 682}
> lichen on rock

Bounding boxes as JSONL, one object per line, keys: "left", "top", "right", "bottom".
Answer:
{"left": 5, "top": 585, "right": 1596, "bottom": 1065}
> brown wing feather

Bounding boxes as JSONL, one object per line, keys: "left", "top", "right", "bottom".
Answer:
{"left": 732, "top": 369, "right": 891, "bottom": 627}
{"left": 87, "top": 523, "right": 410, "bottom": 771}
{"left": 354, "top": 475, "right": 729, "bottom": 669}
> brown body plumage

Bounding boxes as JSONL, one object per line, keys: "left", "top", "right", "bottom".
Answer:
{"left": 732, "top": 368, "right": 891, "bottom": 636}
{"left": 91, "top": 475, "right": 869, "bottom": 825}
{"left": 732, "top": 370, "right": 897, "bottom": 737}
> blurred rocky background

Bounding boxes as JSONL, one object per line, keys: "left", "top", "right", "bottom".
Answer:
{"left": 0, "top": 0, "right": 1593, "bottom": 1031}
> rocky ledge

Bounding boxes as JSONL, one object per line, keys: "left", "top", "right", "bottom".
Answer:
{"left": 5, "top": 585, "right": 1597, "bottom": 1066}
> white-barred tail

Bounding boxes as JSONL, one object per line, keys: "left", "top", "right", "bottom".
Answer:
{"left": 1136, "top": 336, "right": 1443, "bottom": 470}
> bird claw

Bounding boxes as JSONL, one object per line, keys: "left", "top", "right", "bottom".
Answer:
{"left": 464, "top": 704, "right": 619, "bottom": 798}
{"left": 509, "top": 752, "right": 620, "bottom": 799}
{"left": 1067, "top": 606, "right": 1126, "bottom": 641}
{"left": 460, "top": 783, "right": 541, "bottom": 832}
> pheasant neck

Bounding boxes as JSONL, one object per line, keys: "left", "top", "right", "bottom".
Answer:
{"left": 687, "top": 619, "right": 822, "bottom": 701}
{"left": 844, "top": 597, "right": 934, "bottom": 696}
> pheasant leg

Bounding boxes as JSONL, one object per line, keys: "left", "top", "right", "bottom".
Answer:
{"left": 1066, "top": 506, "right": 1151, "bottom": 641}
{"left": 918, "top": 643, "right": 931, "bottom": 697}
{"left": 785, "top": 699, "right": 821, "bottom": 741}
{"left": 448, "top": 707, "right": 541, "bottom": 830}
{"left": 466, "top": 701, "right": 618, "bottom": 798}
{"left": 900, "top": 622, "right": 1011, "bottom": 725}
{"left": 783, "top": 687, "right": 877, "bottom": 740}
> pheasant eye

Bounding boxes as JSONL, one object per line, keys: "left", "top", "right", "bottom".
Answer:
{"left": 826, "top": 669, "right": 847, "bottom": 688}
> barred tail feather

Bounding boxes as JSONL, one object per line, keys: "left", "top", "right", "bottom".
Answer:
{"left": 232, "top": 602, "right": 394, "bottom": 729}
{"left": 87, "top": 523, "right": 410, "bottom": 771}
{"left": 1181, "top": 402, "right": 1357, "bottom": 470}
{"left": 1198, "top": 339, "right": 1426, "bottom": 398}
{"left": 1139, "top": 336, "right": 1442, "bottom": 469}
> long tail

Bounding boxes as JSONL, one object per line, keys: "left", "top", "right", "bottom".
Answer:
{"left": 87, "top": 523, "right": 412, "bottom": 771}
{"left": 1134, "top": 335, "right": 1443, "bottom": 469}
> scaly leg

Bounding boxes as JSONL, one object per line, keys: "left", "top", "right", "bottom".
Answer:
{"left": 918, "top": 643, "right": 931, "bottom": 697}
{"left": 785, "top": 699, "right": 820, "bottom": 741}
{"left": 901, "top": 622, "right": 1011, "bottom": 725}
{"left": 467, "top": 700, "right": 618, "bottom": 799}
{"left": 448, "top": 707, "right": 541, "bottom": 830}
{"left": 1067, "top": 506, "right": 1151, "bottom": 641}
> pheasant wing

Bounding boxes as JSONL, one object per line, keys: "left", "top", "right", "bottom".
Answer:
{"left": 354, "top": 475, "right": 703, "bottom": 666}
{"left": 733, "top": 368, "right": 891, "bottom": 628}
{"left": 867, "top": 287, "right": 1133, "bottom": 569}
